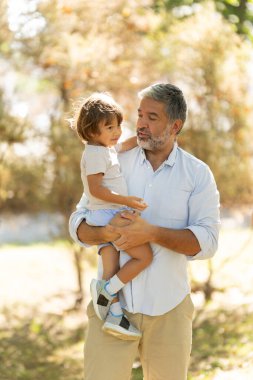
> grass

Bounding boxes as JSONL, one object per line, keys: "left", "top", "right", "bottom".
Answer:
{"left": 0, "top": 309, "right": 84, "bottom": 380}
{"left": 189, "top": 306, "right": 253, "bottom": 379}
{"left": 0, "top": 304, "right": 252, "bottom": 380}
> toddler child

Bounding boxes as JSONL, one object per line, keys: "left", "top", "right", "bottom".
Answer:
{"left": 73, "top": 92, "right": 153, "bottom": 340}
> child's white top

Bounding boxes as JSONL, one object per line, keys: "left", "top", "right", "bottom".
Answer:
{"left": 81, "top": 144, "right": 128, "bottom": 210}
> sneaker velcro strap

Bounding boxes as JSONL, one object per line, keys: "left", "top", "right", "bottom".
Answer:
{"left": 119, "top": 316, "right": 130, "bottom": 330}
{"left": 97, "top": 294, "right": 109, "bottom": 307}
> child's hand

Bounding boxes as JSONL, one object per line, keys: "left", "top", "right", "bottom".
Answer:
{"left": 125, "top": 196, "right": 148, "bottom": 211}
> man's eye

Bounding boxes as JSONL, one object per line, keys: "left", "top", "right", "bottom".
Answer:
{"left": 138, "top": 114, "right": 143, "bottom": 118}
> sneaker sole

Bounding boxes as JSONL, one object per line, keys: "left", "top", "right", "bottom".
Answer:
{"left": 102, "top": 322, "right": 141, "bottom": 341}
{"left": 90, "top": 279, "right": 104, "bottom": 320}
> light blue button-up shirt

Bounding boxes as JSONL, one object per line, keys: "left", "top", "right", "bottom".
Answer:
{"left": 69, "top": 143, "right": 220, "bottom": 316}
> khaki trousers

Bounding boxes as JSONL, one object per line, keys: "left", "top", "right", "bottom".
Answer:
{"left": 84, "top": 295, "right": 194, "bottom": 380}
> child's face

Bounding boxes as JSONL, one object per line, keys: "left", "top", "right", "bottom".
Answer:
{"left": 92, "top": 116, "right": 122, "bottom": 147}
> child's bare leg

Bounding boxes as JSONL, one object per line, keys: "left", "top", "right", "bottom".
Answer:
{"left": 100, "top": 245, "right": 120, "bottom": 304}
{"left": 100, "top": 245, "right": 119, "bottom": 281}
{"left": 117, "top": 244, "right": 153, "bottom": 283}
{"left": 99, "top": 237, "right": 143, "bottom": 340}
{"left": 92, "top": 213, "right": 144, "bottom": 340}
{"left": 109, "top": 211, "right": 153, "bottom": 285}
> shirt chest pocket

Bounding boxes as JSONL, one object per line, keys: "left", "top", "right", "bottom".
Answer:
{"left": 154, "top": 188, "right": 191, "bottom": 224}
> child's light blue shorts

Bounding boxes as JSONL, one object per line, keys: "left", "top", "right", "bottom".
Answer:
{"left": 86, "top": 207, "right": 129, "bottom": 254}
{"left": 85, "top": 207, "right": 129, "bottom": 227}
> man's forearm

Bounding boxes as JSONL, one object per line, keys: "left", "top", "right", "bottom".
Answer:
{"left": 113, "top": 212, "right": 201, "bottom": 256}
{"left": 150, "top": 225, "right": 200, "bottom": 256}
{"left": 77, "top": 220, "right": 120, "bottom": 246}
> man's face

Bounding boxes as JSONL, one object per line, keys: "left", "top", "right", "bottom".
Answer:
{"left": 136, "top": 97, "right": 174, "bottom": 151}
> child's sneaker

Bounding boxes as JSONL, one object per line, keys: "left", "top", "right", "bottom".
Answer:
{"left": 102, "top": 312, "right": 142, "bottom": 341}
{"left": 90, "top": 279, "right": 115, "bottom": 320}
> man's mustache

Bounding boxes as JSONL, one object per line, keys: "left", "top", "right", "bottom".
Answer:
{"left": 137, "top": 128, "right": 151, "bottom": 138}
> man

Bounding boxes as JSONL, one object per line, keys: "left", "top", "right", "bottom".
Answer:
{"left": 69, "top": 83, "right": 220, "bottom": 380}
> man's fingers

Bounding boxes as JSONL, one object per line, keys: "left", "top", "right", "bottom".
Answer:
{"left": 104, "top": 224, "right": 121, "bottom": 241}
{"left": 106, "top": 224, "right": 115, "bottom": 232}
{"left": 120, "top": 210, "right": 138, "bottom": 220}
{"left": 106, "top": 224, "right": 117, "bottom": 235}
{"left": 114, "top": 233, "right": 125, "bottom": 243}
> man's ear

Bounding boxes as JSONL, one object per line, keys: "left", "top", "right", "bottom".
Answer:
{"left": 172, "top": 119, "right": 183, "bottom": 135}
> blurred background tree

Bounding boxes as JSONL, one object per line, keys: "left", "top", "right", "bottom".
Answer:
{"left": 155, "top": 2, "right": 253, "bottom": 205}
{"left": 1, "top": 0, "right": 253, "bottom": 225}
{"left": 0, "top": 0, "right": 46, "bottom": 211}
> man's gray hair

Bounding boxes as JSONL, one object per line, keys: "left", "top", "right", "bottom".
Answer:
{"left": 138, "top": 83, "right": 187, "bottom": 124}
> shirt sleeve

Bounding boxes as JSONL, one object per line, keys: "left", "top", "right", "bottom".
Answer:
{"left": 186, "top": 164, "right": 221, "bottom": 260}
{"left": 84, "top": 147, "right": 109, "bottom": 176}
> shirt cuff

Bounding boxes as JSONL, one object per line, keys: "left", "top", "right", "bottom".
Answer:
{"left": 69, "top": 209, "right": 91, "bottom": 247}
{"left": 186, "top": 225, "right": 217, "bottom": 260}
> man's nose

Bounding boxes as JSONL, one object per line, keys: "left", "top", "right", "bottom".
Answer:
{"left": 137, "top": 118, "right": 148, "bottom": 129}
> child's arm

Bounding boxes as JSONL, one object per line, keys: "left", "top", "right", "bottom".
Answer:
{"left": 117, "top": 136, "right": 137, "bottom": 152}
{"left": 87, "top": 173, "right": 147, "bottom": 211}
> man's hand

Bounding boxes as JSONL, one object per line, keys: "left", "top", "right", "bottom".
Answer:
{"left": 103, "top": 224, "right": 121, "bottom": 242}
{"left": 111, "top": 211, "right": 153, "bottom": 251}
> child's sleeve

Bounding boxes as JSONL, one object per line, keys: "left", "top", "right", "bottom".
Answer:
{"left": 84, "top": 147, "right": 108, "bottom": 175}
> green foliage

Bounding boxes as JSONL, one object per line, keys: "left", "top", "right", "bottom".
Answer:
{"left": 0, "top": 157, "right": 48, "bottom": 213}
{"left": 46, "top": 115, "right": 84, "bottom": 220}
{"left": 0, "top": 89, "right": 26, "bottom": 148}
{"left": 0, "top": 89, "right": 44, "bottom": 211}
{"left": 153, "top": 0, "right": 253, "bottom": 39}
{"left": 131, "top": 367, "right": 143, "bottom": 379}
{"left": 216, "top": 0, "right": 253, "bottom": 37}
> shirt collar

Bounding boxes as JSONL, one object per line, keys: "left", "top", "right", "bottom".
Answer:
{"left": 165, "top": 141, "right": 178, "bottom": 166}
{"left": 139, "top": 141, "right": 178, "bottom": 167}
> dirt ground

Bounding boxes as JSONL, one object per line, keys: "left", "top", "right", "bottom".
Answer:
{"left": 0, "top": 243, "right": 96, "bottom": 315}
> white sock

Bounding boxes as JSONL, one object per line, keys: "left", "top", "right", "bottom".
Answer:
{"left": 105, "top": 274, "right": 125, "bottom": 295}
{"left": 109, "top": 302, "right": 123, "bottom": 316}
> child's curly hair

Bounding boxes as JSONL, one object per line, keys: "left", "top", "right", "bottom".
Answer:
{"left": 73, "top": 92, "right": 123, "bottom": 143}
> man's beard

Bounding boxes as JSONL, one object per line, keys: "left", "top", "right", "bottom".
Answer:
{"left": 137, "top": 127, "right": 171, "bottom": 151}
